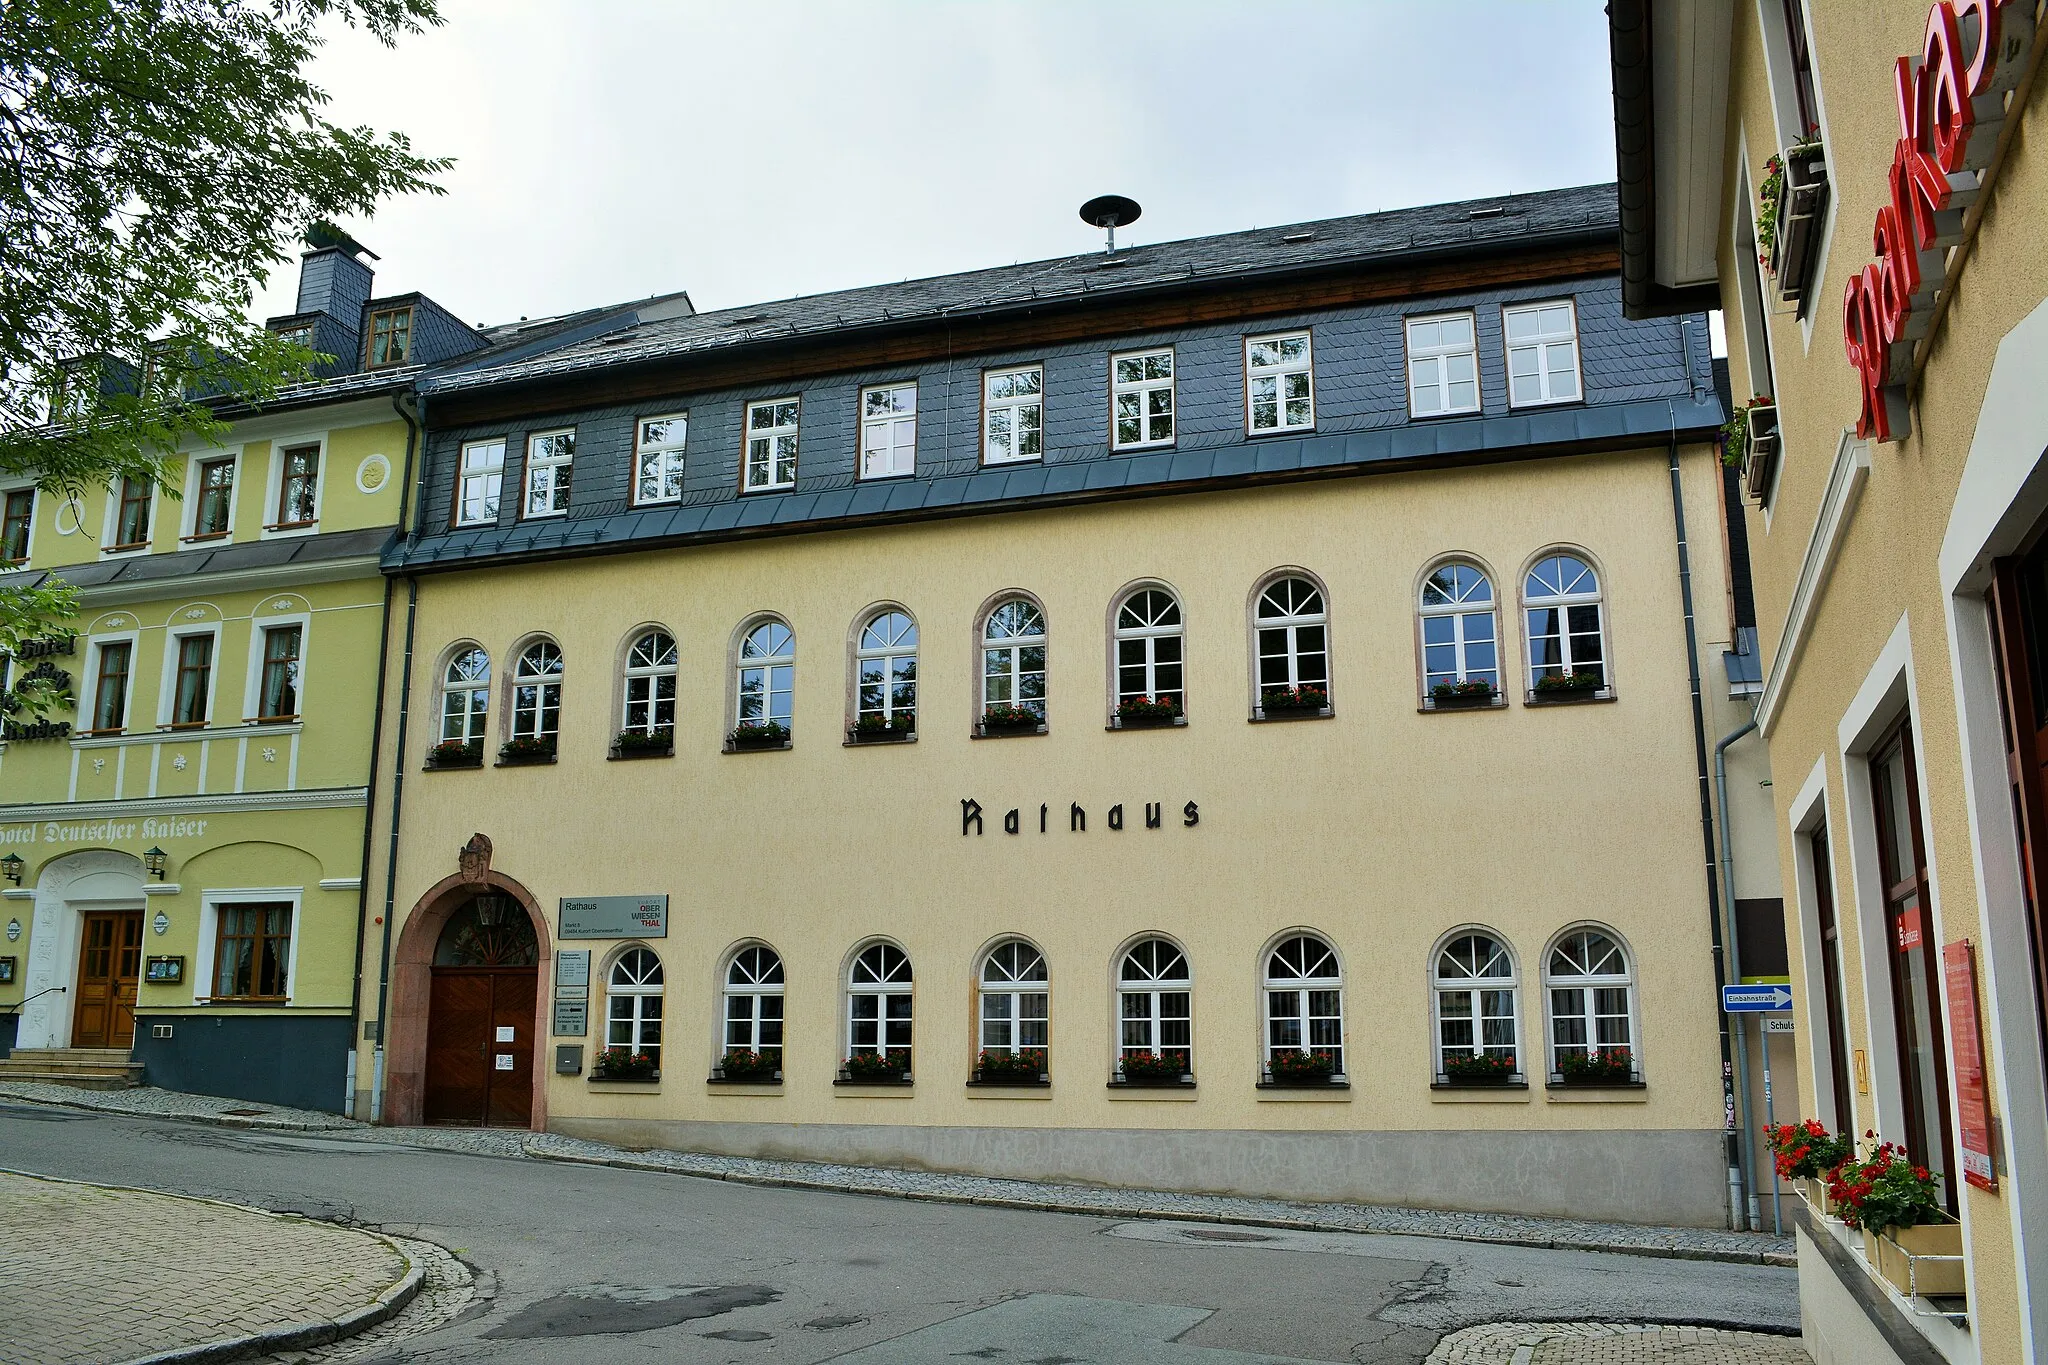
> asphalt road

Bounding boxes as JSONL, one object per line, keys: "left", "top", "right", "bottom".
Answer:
{"left": 0, "top": 1103, "right": 1798, "bottom": 1363}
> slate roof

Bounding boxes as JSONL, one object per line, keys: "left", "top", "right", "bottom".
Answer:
{"left": 18, "top": 526, "right": 391, "bottom": 593}
{"left": 420, "top": 183, "right": 1622, "bottom": 396}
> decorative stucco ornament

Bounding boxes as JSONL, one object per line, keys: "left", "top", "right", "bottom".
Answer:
{"left": 459, "top": 832, "right": 494, "bottom": 887}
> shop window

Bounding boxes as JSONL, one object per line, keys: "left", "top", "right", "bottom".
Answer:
{"left": 1117, "top": 938, "right": 1191, "bottom": 1077}
{"left": 847, "top": 942, "right": 913, "bottom": 1070}
{"left": 724, "top": 944, "right": 785, "bottom": 1065}
{"left": 1504, "top": 301, "right": 1581, "bottom": 406}
{"left": 1524, "top": 553, "right": 1606, "bottom": 690}
{"left": 1545, "top": 928, "right": 1637, "bottom": 1080}
{"left": 736, "top": 619, "right": 795, "bottom": 731}
{"left": 634, "top": 414, "right": 687, "bottom": 506}
{"left": 621, "top": 630, "right": 677, "bottom": 737}
{"left": 1113, "top": 588, "right": 1183, "bottom": 715}
{"left": 1419, "top": 561, "right": 1499, "bottom": 699}
{"left": 744, "top": 398, "right": 799, "bottom": 492}
{"left": 981, "top": 597, "right": 1046, "bottom": 726}
{"left": 510, "top": 640, "right": 563, "bottom": 743}
{"left": 441, "top": 645, "right": 490, "bottom": 744}
{"left": 1111, "top": 347, "right": 1175, "bottom": 450}
{"left": 213, "top": 903, "right": 291, "bottom": 1000}
{"left": 258, "top": 625, "right": 302, "bottom": 722}
{"left": 1264, "top": 934, "right": 1343, "bottom": 1077}
{"left": 860, "top": 383, "right": 918, "bottom": 479}
{"left": 979, "top": 940, "right": 1049, "bottom": 1057}
{"left": 982, "top": 365, "right": 1043, "bottom": 465}
{"left": 1406, "top": 313, "right": 1479, "bottom": 417}
{"left": 523, "top": 429, "right": 575, "bottom": 519}
{"left": 606, "top": 947, "right": 664, "bottom": 1069}
{"left": 1253, "top": 575, "right": 1329, "bottom": 711}
{"left": 1433, "top": 931, "right": 1520, "bottom": 1078}
{"left": 456, "top": 439, "right": 505, "bottom": 526}
{"left": 855, "top": 609, "right": 917, "bottom": 730}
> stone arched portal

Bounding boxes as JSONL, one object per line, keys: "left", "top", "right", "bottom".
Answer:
{"left": 384, "top": 859, "right": 551, "bottom": 1129}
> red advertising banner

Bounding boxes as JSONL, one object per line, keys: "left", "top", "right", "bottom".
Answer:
{"left": 1942, "top": 939, "right": 1998, "bottom": 1192}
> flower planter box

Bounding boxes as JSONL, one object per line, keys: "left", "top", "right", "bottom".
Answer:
{"left": 710, "top": 1069, "right": 781, "bottom": 1085}
{"left": 612, "top": 729, "right": 674, "bottom": 760}
{"left": 1798, "top": 1176, "right": 1840, "bottom": 1221}
{"left": 592, "top": 1069, "right": 659, "bottom": 1083}
{"left": 849, "top": 725, "right": 914, "bottom": 744}
{"left": 1114, "top": 1071, "right": 1194, "bottom": 1087}
{"left": 425, "top": 745, "right": 484, "bottom": 770}
{"left": 610, "top": 744, "right": 673, "bottom": 760}
{"left": 1429, "top": 689, "right": 1498, "bottom": 710}
{"left": 1772, "top": 143, "right": 1831, "bottom": 313}
{"left": 728, "top": 729, "right": 790, "bottom": 751}
{"left": 497, "top": 744, "right": 557, "bottom": 766}
{"left": 1114, "top": 712, "right": 1180, "bottom": 729}
{"left": 1743, "top": 404, "right": 1781, "bottom": 504}
{"left": 1264, "top": 1071, "right": 1343, "bottom": 1088}
{"left": 1530, "top": 676, "right": 1604, "bottom": 703}
{"left": 972, "top": 1070, "right": 1051, "bottom": 1086}
{"left": 1874, "top": 1219, "right": 1966, "bottom": 1299}
{"left": 836, "top": 1070, "right": 911, "bottom": 1085}
{"left": 979, "top": 719, "right": 1043, "bottom": 737}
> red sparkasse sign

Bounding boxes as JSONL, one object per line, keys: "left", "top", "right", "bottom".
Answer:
{"left": 1942, "top": 939, "right": 1998, "bottom": 1192}
{"left": 1841, "top": 0, "right": 2036, "bottom": 442}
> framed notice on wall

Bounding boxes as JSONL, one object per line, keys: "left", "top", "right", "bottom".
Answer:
{"left": 1942, "top": 939, "right": 1997, "bottom": 1192}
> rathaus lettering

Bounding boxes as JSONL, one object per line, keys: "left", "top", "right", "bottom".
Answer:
{"left": 960, "top": 799, "right": 1199, "bottom": 836}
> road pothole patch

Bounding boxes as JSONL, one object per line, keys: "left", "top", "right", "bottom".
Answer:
{"left": 482, "top": 1283, "right": 780, "bottom": 1339}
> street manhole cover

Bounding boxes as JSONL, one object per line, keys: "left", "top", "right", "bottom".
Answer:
{"left": 1180, "top": 1228, "right": 1276, "bottom": 1243}
{"left": 220, "top": 1108, "right": 269, "bottom": 1116}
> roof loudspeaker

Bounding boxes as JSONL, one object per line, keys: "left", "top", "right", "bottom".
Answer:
{"left": 1079, "top": 195, "right": 1142, "bottom": 255}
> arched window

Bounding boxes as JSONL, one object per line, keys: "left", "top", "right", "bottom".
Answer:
{"left": 1524, "top": 553, "right": 1605, "bottom": 690}
{"left": 621, "top": 630, "right": 677, "bottom": 736}
{"left": 723, "top": 944, "right": 784, "bottom": 1066}
{"left": 1546, "top": 928, "right": 1636, "bottom": 1077}
{"left": 1433, "top": 932, "right": 1519, "bottom": 1077}
{"left": 847, "top": 942, "right": 913, "bottom": 1069}
{"left": 440, "top": 646, "right": 490, "bottom": 744}
{"left": 1254, "top": 576, "right": 1329, "bottom": 710}
{"left": 605, "top": 947, "right": 664, "bottom": 1067}
{"left": 1264, "top": 934, "right": 1343, "bottom": 1076}
{"left": 979, "top": 940, "right": 1048, "bottom": 1058}
{"left": 737, "top": 619, "right": 795, "bottom": 729}
{"left": 1114, "top": 588, "right": 1184, "bottom": 715}
{"left": 510, "top": 640, "right": 563, "bottom": 743}
{"left": 856, "top": 610, "right": 918, "bottom": 730}
{"left": 1419, "top": 563, "right": 1499, "bottom": 697}
{"left": 981, "top": 597, "right": 1046, "bottom": 724}
{"left": 1117, "top": 938, "right": 1191, "bottom": 1076}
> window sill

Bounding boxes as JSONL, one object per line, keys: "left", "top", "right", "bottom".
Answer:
{"left": 1107, "top": 1080, "right": 1197, "bottom": 1100}
{"left": 1420, "top": 697, "right": 1507, "bottom": 713}
{"left": 1525, "top": 688, "right": 1615, "bottom": 706}
{"left": 1247, "top": 425, "right": 1316, "bottom": 438}
{"left": 262, "top": 522, "right": 318, "bottom": 535}
{"left": 739, "top": 484, "right": 796, "bottom": 496}
{"left": 495, "top": 754, "right": 558, "bottom": 767}
{"left": 1429, "top": 1082, "right": 1532, "bottom": 1103}
{"left": 424, "top": 758, "right": 485, "bottom": 772}
{"left": 102, "top": 543, "right": 150, "bottom": 556}
{"left": 1107, "top": 716, "right": 1186, "bottom": 731}
{"left": 520, "top": 511, "right": 568, "bottom": 522}
{"left": 589, "top": 1073, "right": 661, "bottom": 1089}
{"left": 1545, "top": 1080, "right": 1647, "bottom": 1103}
{"left": 968, "top": 1075, "right": 1050, "bottom": 1089}
{"left": 725, "top": 739, "right": 793, "bottom": 754}
{"left": 1248, "top": 708, "right": 1333, "bottom": 723}
{"left": 856, "top": 471, "right": 917, "bottom": 482}
{"left": 1407, "top": 406, "right": 1484, "bottom": 421}
{"left": 979, "top": 456, "right": 1043, "bottom": 469}
{"left": 846, "top": 730, "right": 916, "bottom": 746}
{"left": 180, "top": 532, "right": 230, "bottom": 544}
{"left": 608, "top": 747, "right": 674, "bottom": 761}
{"left": 834, "top": 1077, "right": 915, "bottom": 1093}
{"left": 706, "top": 1074, "right": 782, "bottom": 1092}
{"left": 973, "top": 724, "right": 1046, "bottom": 739}
{"left": 1111, "top": 442, "right": 1175, "bottom": 455}
{"left": 188, "top": 997, "right": 292, "bottom": 1008}
{"left": 1256, "top": 1082, "right": 1352, "bottom": 1101}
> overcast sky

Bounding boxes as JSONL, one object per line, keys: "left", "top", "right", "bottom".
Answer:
{"left": 254, "top": 2, "right": 1619, "bottom": 330}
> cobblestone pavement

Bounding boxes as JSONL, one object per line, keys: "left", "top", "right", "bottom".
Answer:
{"left": 0, "top": 1169, "right": 416, "bottom": 1365}
{"left": 0, "top": 1081, "right": 1795, "bottom": 1268}
{"left": 1426, "top": 1323, "right": 1809, "bottom": 1363}
{"left": 256, "top": 1234, "right": 480, "bottom": 1364}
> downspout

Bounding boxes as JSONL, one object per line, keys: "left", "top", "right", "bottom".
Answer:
{"left": 1718, "top": 715, "right": 1762, "bottom": 1232}
{"left": 369, "top": 388, "right": 425, "bottom": 1123}
{"left": 1667, "top": 428, "right": 1748, "bottom": 1232}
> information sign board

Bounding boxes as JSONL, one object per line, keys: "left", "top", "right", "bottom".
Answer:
{"left": 559, "top": 895, "right": 667, "bottom": 939}
{"left": 1943, "top": 940, "right": 1997, "bottom": 1192}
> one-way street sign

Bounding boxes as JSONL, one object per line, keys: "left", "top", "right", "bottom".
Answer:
{"left": 1723, "top": 984, "right": 1794, "bottom": 1012}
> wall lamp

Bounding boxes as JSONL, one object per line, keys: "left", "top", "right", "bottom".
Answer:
{"left": 142, "top": 847, "right": 168, "bottom": 881}
{"left": 0, "top": 853, "right": 21, "bottom": 886}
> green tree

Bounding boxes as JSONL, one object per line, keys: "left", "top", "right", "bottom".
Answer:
{"left": 0, "top": 0, "right": 449, "bottom": 687}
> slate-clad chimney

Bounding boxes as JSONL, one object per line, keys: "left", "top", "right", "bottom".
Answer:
{"left": 290, "top": 223, "right": 376, "bottom": 376}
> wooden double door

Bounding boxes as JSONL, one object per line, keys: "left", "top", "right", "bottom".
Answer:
{"left": 72, "top": 910, "right": 142, "bottom": 1049}
{"left": 424, "top": 967, "right": 537, "bottom": 1126}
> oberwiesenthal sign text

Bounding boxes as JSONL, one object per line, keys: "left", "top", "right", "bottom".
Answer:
{"left": 1723, "top": 984, "right": 1794, "bottom": 1012}
{"left": 559, "top": 895, "right": 668, "bottom": 939}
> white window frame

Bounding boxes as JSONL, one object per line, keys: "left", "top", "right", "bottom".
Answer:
{"left": 159, "top": 623, "right": 222, "bottom": 729}
{"left": 455, "top": 438, "right": 506, "bottom": 527}
{"left": 508, "top": 638, "right": 564, "bottom": 743}
{"left": 195, "top": 887, "right": 302, "bottom": 1004}
{"left": 604, "top": 945, "right": 665, "bottom": 1066}
{"left": 978, "top": 939, "right": 1049, "bottom": 1058}
{"left": 1252, "top": 574, "right": 1331, "bottom": 710}
{"left": 1116, "top": 937, "right": 1192, "bottom": 1075}
{"left": 100, "top": 474, "right": 157, "bottom": 556}
{"left": 743, "top": 398, "right": 800, "bottom": 492}
{"left": 242, "top": 609, "right": 311, "bottom": 724}
{"left": 1262, "top": 933, "right": 1344, "bottom": 1078}
{"left": 1244, "top": 331, "right": 1314, "bottom": 434}
{"left": 1543, "top": 926, "right": 1639, "bottom": 1080}
{"left": 80, "top": 629, "right": 141, "bottom": 736}
{"left": 632, "top": 413, "right": 688, "bottom": 507}
{"left": 1431, "top": 930, "right": 1522, "bottom": 1077}
{"left": 261, "top": 433, "right": 326, "bottom": 537}
{"left": 980, "top": 596, "right": 1047, "bottom": 725}
{"left": 859, "top": 383, "right": 918, "bottom": 480}
{"left": 845, "top": 941, "right": 914, "bottom": 1068}
{"left": 1112, "top": 587, "right": 1184, "bottom": 713}
{"left": 1405, "top": 312, "right": 1481, "bottom": 417}
{"left": 854, "top": 609, "right": 918, "bottom": 729}
{"left": 981, "top": 365, "right": 1044, "bottom": 466}
{"left": 1503, "top": 300, "right": 1583, "bottom": 408}
{"left": 1523, "top": 551, "right": 1609, "bottom": 691}
{"left": 522, "top": 428, "right": 575, "bottom": 520}
{"left": 1418, "top": 561, "right": 1501, "bottom": 698}
{"left": 1110, "top": 347, "right": 1175, "bottom": 451}
{"left": 620, "top": 629, "right": 677, "bottom": 737}
{"left": 438, "top": 644, "right": 491, "bottom": 745}
{"left": 722, "top": 943, "right": 786, "bottom": 1066}
{"left": 735, "top": 618, "right": 795, "bottom": 731}
{"left": 180, "top": 447, "right": 242, "bottom": 542}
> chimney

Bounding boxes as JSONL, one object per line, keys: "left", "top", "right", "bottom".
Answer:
{"left": 292, "top": 223, "right": 377, "bottom": 375}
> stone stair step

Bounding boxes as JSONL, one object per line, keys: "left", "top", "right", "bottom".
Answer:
{"left": 0, "top": 1067, "right": 142, "bottom": 1090}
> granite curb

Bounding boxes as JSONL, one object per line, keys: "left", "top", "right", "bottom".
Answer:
{"left": 0, "top": 1167, "right": 423, "bottom": 1365}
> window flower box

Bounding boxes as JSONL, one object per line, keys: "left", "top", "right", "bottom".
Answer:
{"left": 1265, "top": 1051, "right": 1339, "bottom": 1086}
{"left": 849, "top": 713, "right": 914, "bottom": 743}
{"left": 1258, "top": 685, "right": 1329, "bottom": 717}
{"left": 425, "top": 739, "right": 483, "bottom": 770}
{"left": 1428, "top": 680, "right": 1498, "bottom": 709}
{"left": 1555, "top": 1048, "right": 1636, "bottom": 1085}
{"left": 711, "top": 1049, "right": 780, "bottom": 1084}
{"left": 1439, "top": 1053, "right": 1519, "bottom": 1085}
{"left": 1115, "top": 1053, "right": 1192, "bottom": 1086}
{"left": 497, "top": 735, "right": 557, "bottom": 765}
{"left": 1722, "top": 397, "right": 1780, "bottom": 503}
{"left": 612, "top": 727, "right": 674, "bottom": 759}
{"left": 1770, "top": 141, "right": 1830, "bottom": 312}
{"left": 1873, "top": 1218, "right": 1965, "bottom": 1299}
{"left": 592, "top": 1047, "right": 657, "bottom": 1081}
{"left": 728, "top": 721, "right": 790, "bottom": 751}
{"left": 1798, "top": 1176, "right": 1841, "bottom": 1221}
{"left": 973, "top": 1048, "right": 1048, "bottom": 1085}
{"left": 1530, "top": 671, "right": 1604, "bottom": 701}
{"left": 979, "top": 704, "right": 1043, "bottom": 737}
{"left": 1828, "top": 1136, "right": 1959, "bottom": 1298}
{"left": 839, "top": 1049, "right": 911, "bottom": 1084}
{"left": 1113, "top": 696, "right": 1182, "bottom": 728}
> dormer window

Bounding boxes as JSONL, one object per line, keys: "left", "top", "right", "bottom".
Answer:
{"left": 275, "top": 323, "right": 314, "bottom": 350}
{"left": 366, "top": 307, "right": 412, "bottom": 369}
